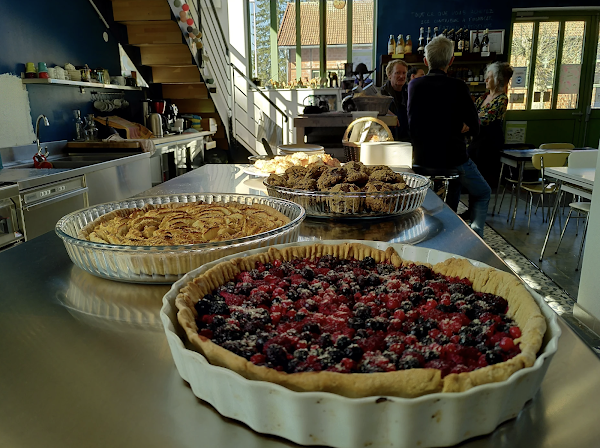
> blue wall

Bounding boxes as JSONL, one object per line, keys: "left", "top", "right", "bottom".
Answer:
{"left": 0, "top": 0, "right": 144, "bottom": 143}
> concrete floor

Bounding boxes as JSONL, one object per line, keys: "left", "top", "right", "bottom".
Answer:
{"left": 475, "top": 189, "right": 587, "bottom": 301}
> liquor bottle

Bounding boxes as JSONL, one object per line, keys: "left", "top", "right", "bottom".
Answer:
{"left": 388, "top": 34, "right": 396, "bottom": 55}
{"left": 441, "top": 28, "right": 448, "bottom": 38}
{"left": 481, "top": 29, "right": 490, "bottom": 53}
{"left": 463, "top": 29, "right": 470, "bottom": 53}
{"left": 404, "top": 35, "right": 413, "bottom": 54}
{"left": 433, "top": 26, "right": 439, "bottom": 39}
{"left": 472, "top": 31, "right": 481, "bottom": 53}
{"left": 456, "top": 28, "right": 463, "bottom": 52}
{"left": 426, "top": 27, "right": 432, "bottom": 46}
{"left": 417, "top": 27, "right": 426, "bottom": 55}
{"left": 447, "top": 29, "right": 455, "bottom": 43}
{"left": 396, "top": 34, "right": 405, "bottom": 54}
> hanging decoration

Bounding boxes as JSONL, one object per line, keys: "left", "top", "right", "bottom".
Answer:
{"left": 172, "top": 1, "right": 202, "bottom": 49}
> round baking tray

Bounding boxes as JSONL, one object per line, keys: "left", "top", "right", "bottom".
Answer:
{"left": 55, "top": 194, "right": 306, "bottom": 284}
{"left": 264, "top": 172, "right": 429, "bottom": 218}
{"left": 160, "top": 240, "right": 561, "bottom": 448}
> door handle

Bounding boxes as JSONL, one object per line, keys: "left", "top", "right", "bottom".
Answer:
{"left": 572, "top": 112, "right": 584, "bottom": 116}
{"left": 22, "top": 187, "right": 88, "bottom": 212}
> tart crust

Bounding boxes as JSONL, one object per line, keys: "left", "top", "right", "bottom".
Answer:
{"left": 175, "top": 243, "right": 546, "bottom": 398}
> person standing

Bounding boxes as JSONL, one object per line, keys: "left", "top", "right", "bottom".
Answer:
{"left": 381, "top": 60, "right": 410, "bottom": 142}
{"left": 468, "top": 62, "right": 514, "bottom": 188}
{"left": 407, "top": 66, "right": 425, "bottom": 82}
{"left": 407, "top": 35, "right": 490, "bottom": 238}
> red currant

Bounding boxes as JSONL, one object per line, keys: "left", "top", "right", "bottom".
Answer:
{"left": 499, "top": 337, "right": 515, "bottom": 351}
{"left": 509, "top": 326, "right": 522, "bottom": 339}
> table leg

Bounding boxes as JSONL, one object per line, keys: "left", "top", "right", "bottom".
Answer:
{"left": 510, "top": 161, "right": 525, "bottom": 229}
{"left": 493, "top": 162, "right": 505, "bottom": 216}
{"left": 539, "top": 182, "right": 563, "bottom": 261}
{"left": 296, "top": 126, "right": 306, "bottom": 144}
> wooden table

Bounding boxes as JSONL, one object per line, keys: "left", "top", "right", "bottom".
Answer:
{"left": 539, "top": 166, "right": 595, "bottom": 261}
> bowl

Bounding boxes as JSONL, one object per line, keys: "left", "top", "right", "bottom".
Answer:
{"left": 160, "top": 240, "right": 561, "bottom": 448}
{"left": 277, "top": 143, "right": 325, "bottom": 155}
{"left": 264, "top": 172, "right": 429, "bottom": 218}
{"left": 55, "top": 194, "right": 306, "bottom": 284}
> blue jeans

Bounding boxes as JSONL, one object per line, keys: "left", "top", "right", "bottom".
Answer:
{"left": 446, "top": 159, "right": 491, "bottom": 238}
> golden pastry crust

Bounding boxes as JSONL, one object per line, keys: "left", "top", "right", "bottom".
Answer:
{"left": 79, "top": 201, "right": 290, "bottom": 246}
{"left": 175, "top": 243, "right": 546, "bottom": 399}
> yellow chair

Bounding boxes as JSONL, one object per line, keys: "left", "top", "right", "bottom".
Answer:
{"left": 520, "top": 152, "right": 570, "bottom": 234}
{"left": 539, "top": 143, "right": 575, "bottom": 150}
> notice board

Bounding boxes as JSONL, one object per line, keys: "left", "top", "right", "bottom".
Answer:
{"left": 376, "top": 0, "right": 512, "bottom": 69}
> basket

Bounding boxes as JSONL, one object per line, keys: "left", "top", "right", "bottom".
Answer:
{"left": 342, "top": 117, "right": 394, "bottom": 162}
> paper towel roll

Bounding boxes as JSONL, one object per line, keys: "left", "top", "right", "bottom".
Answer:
{"left": 360, "top": 141, "right": 413, "bottom": 167}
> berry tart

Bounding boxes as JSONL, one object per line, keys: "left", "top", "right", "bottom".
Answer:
{"left": 175, "top": 242, "right": 546, "bottom": 398}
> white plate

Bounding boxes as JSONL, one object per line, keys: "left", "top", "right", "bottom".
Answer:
{"left": 241, "top": 165, "right": 271, "bottom": 177}
{"left": 160, "top": 240, "right": 561, "bottom": 448}
{"left": 277, "top": 143, "right": 325, "bottom": 153}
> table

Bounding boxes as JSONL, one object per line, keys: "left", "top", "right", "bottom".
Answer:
{"left": 494, "top": 149, "right": 570, "bottom": 229}
{"left": 2, "top": 164, "right": 600, "bottom": 448}
{"left": 539, "top": 167, "right": 595, "bottom": 261}
{"left": 294, "top": 112, "right": 398, "bottom": 143}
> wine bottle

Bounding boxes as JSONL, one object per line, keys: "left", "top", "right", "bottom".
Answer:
{"left": 388, "top": 34, "right": 396, "bottom": 55}
{"left": 396, "top": 34, "right": 405, "bottom": 54}
{"left": 441, "top": 28, "right": 448, "bottom": 38}
{"left": 433, "top": 26, "right": 439, "bottom": 39}
{"left": 463, "top": 29, "right": 470, "bottom": 53}
{"left": 447, "top": 29, "right": 455, "bottom": 43}
{"left": 481, "top": 29, "right": 490, "bottom": 53}
{"left": 404, "top": 35, "right": 413, "bottom": 54}
{"left": 472, "top": 31, "right": 481, "bottom": 53}
{"left": 417, "top": 27, "right": 425, "bottom": 55}
{"left": 456, "top": 28, "right": 463, "bottom": 52}
{"left": 426, "top": 27, "right": 432, "bottom": 46}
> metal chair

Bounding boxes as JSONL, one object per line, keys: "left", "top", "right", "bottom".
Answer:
{"left": 411, "top": 165, "right": 459, "bottom": 202}
{"left": 539, "top": 143, "right": 575, "bottom": 150}
{"left": 520, "top": 152, "right": 570, "bottom": 234}
{"left": 555, "top": 201, "right": 591, "bottom": 271}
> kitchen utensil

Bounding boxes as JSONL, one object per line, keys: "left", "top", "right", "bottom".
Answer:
{"left": 33, "top": 153, "right": 53, "bottom": 169}
{"left": 37, "top": 62, "right": 48, "bottom": 73}
{"left": 151, "top": 100, "right": 166, "bottom": 114}
{"left": 261, "top": 138, "right": 275, "bottom": 158}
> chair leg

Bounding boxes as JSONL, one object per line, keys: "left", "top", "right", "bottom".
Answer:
{"left": 576, "top": 214, "right": 590, "bottom": 272}
{"left": 527, "top": 192, "right": 534, "bottom": 235}
{"left": 507, "top": 184, "right": 515, "bottom": 223}
{"left": 498, "top": 184, "right": 507, "bottom": 214}
{"left": 442, "top": 179, "right": 449, "bottom": 202}
{"left": 555, "top": 208, "right": 573, "bottom": 254}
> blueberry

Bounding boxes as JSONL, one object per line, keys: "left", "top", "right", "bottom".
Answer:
{"left": 411, "top": 281, "right": 423, "bottom": 292}
{"left": 194, "top": 299, "right": 212, "bottom": 315}
{"left": 209, "top": 301, "right": 230, "bottom": 315}
{"left": 376, "top": 263, "right": 396, "bottom": 275}
{"left": 266, "top": 344, "right": 288, "bottom": 367}
{"left": 367, "top": 274, "right": 381, "bottom": 286}
{"left": 295, "top": 312, "right": 306, "bottom": 322}
{"left": 293, "top": 348, "right": 309, "bottom": 361}
{"left": 287, "top": 289, "right": 299, "bottom": 301}
{"left": 353, "top": 303, "right": 371, "bottom": 319}
{"left": 365, "top": 317, "right": 388, "bottom": 332}
{"left": 301, "top": 267, "right": 315, "bottom": 281}
{"left": 302, "top": 323, "right": 321, "bottom": 334}
{"left": 318, "top": 333, "right": 333, "bottom": 349}
{"left": 298, "top": 331, "right": 313, "bottom": 343}
{"left": 210, "top": 315, "right": 226, "bottom": 328}
{"left": 397, "top": 356, "right": 421, "bottom": 370}
{"left": 348, "top": 317, "right": 365, "bottom": 330}
{"left": 486, "top": 351, "right": 503, "bottom": 365}
{"left": 408, "top": 292, "right": 424, "bottom": 306}
{"left": 359, "top": 256, "right": 377, "bottom": 270}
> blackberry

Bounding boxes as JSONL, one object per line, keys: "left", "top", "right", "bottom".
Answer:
{"left": 408, "top": 292, "right": 424, "bottom": 306}
{"left": 357, "top": 275, "right": 367, "bottom": 288}
{"left": 287, "top": 289, "right": 299, "bottom": 301}
{"left": 241, "top": 320, "right": 265, "bottom": 334}
{"left": 203, "top": 293, "right": 216, "bottom": 301}
{"left": 266, "top": 344, "right": 288, "bottom": 367}
{"left": 318, "top": 255, "right": 338, "bottom": 269}
{"left": 318, "top": 333, "right": 333, "bottom": 349}
{"left": 348, "top": 317, "right": 366, "bottom": 330}
{"left": 412, "top": 265, "right": 432, "bottom": 280}
{"left": 301, "top": 267, "right": 315, "bottom": 281}
{"left": 359, "top": 361, "right": 387, "bottom": 373}
{"left": 397, "top": 356, "right": 421, "bottom": 370}
{"left": 295, "top": 312, "right": 306, "bottom": 322}
{"left": 486, "top": 350, "right": 503, "bottom": 365}
{"left": 355, "top": 329, "right": 369, "bottom": 339}
{"left": 302, "top": 323, "right": 321, "bottom": 334}
{"left": 411, "top": 281, "right": 423, "bottom": 292}
{"left": 340, "top": 285, "right": 354, "bottom": 297}
{"left": 298, "top": 331, "right": 313, "bottom": 343}
{"left": 328, "top": 347, "right": 344, "bottom": 363}
{"left": 383, "top": 350, "right": 399, "bottom": 365}
{"left": 235, "top": 283, "right": 254, "bottom": 296}
{"left": 437, "top": 303, "right": 457, "bottom": 313}
{"left": 448, "top": 283, "right": 473, "bottom": 296}
{"left": 335, "top": 335, "right": 352, "bottom": 350}
{"left": 359, "top": 256, "right": 377, "bottom": 270}
{"left": 213, "top": 324, "right": 241, "bottom": 342}
{"left": 410, "top": 323, "right": 428, "bottom": 339}
{"left": 374, "top": 285, "right": 389, "bottom": 295}
{"left": 263, "top": 263, "right": 273, "bottom": 270}
{"left": 210, "top": 315, "right": 226, "bottom": 329}
{"left": 365, "top": 317, "right": 388, "bottom": 332}
{"left": 401, "top": 301, "right": 413, "bottom": 312}
{"left": 249, "top": 268, "right": 263, "bottom": 280}
{"left": 353, "top": 303, "right": 372, "bottom": 319}
{"left": 421, "top": 286, "right": 435, "bottom": 297}
{"left": 376, "top": 263, "right": 396, "bottom": 276}
{"left": 194, "top": 299, "right": 212, "bottom": 316}
{"left": 367, "top": 274, "right": 381, "bottom": 286}
{"left": 450, "top": 292, "right": 465, "bottom": 302}
{"left": 343, "top": 344, "right": 363, "bottom": 361}
{"left": 293, "top": 348, "right": 309, "bottom": 362}
{"left": 209, "top": 301, "right": 230, "bottom": 315}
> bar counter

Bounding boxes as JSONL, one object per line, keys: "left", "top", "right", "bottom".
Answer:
{"left": 1, "top": 164, "right": 599, "bottom": 447}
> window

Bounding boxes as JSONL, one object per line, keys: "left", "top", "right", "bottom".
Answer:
{"left": 250, "top": 0, "right": 375, "bottom": 87}
{"left": 590, "top": 27, "right": 600, "bottom": 108}
{"left": 508, "top": 23, "right": 533, "bottom": 111}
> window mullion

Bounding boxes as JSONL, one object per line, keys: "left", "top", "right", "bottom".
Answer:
{"left": 296, "top": 1, "right": 301, "bottom": 82}
{"left": 320, "top": 0, "right": 327, "bottom": 79}
{"left": 551, "top": 22, "right": 566, "bottom": 110}
{"left": 347, "top": 0, "right": 353, "bottom": 65}
{"left": 527, "top": 22, "right": 541, "bottom": 110}
{"left": 270, "top": 0, "right": 278, "bottom": 81}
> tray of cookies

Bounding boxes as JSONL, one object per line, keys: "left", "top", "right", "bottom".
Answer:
{"left": 264, "top": 161, "right": 430, "bottom": 218}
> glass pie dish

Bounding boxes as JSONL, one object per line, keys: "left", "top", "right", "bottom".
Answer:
{"left": 264, "top": 172, "right": 430, "bottom": 218}
{"left": 55, "top": 194, "right": 306, "bottom": 284}
{"left": 160, "top": 240, "right": 561, "bottom": 448}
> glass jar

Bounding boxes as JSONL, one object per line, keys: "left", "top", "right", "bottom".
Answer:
{"left": 73, "top": 110, "right": 85, "bottom": 141}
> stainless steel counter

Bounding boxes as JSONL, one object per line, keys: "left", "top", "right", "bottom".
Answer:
{"left": 1, "top": 164, "right": 599, "bottom": 448}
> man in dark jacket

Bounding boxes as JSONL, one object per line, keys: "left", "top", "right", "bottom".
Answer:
{"left": 407, "top": 35, "right": 491, "bottom": 238}
{"left": 382, "top": 59, "right": 410, "bottom": 142}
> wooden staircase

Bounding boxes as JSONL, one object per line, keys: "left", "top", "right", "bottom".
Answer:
{"left": 110, "top": 0, "right": 228, "bottom": 150}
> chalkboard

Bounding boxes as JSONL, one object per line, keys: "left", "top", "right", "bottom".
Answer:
{"left": 376, "top": 0, "right": 512, "bottom": 68}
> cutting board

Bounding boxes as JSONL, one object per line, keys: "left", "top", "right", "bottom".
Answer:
{"left": 66, "top": 142, "right": 141, "bottom": 149}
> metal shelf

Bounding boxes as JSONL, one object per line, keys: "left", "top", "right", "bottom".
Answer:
{"left": 21, "top": 78, "right": 142, "bottom": 91}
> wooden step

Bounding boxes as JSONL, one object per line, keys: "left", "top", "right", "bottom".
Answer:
{"left": 172, "top": 99, "right": 216, "bottom": 113}
{"left": 140, "top": 45, "right": 192, "bottom": 66}
{"left": 152, "top": 66, "right": 201, "bottom": 83}
{"left": 126, "top": 21, "right": 181, "bottom": 45}
{"left": 162, "top": 83, "right": 208, "bottom": 99}
{"left": 112, "top": 0, "right": 171, "bottom": 22}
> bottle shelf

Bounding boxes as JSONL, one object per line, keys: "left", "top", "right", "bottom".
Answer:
{"left": 22, "top": 78, "right": 142, "bottom": 91}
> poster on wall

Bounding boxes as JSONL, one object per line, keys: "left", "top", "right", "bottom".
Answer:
{"left": 470, "top": 29, "right": 505, "bottom": 54}
{"left": 505, "top": 121, "right": 527, "bottom": 144}
{"left": 558, "top": 64, "right": 582, "bottom": 95}
{"left": 511, "top": 67, "right": 527, "bottom": 89}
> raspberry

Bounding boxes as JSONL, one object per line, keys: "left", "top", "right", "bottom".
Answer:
{"left": 250, "top": 353, "right": 266, "bottom": 364}
{"left": 499, "top": 337, "right": 515, "bottom": 351}
{"left": 509, "top": 326, "right": 522, "bottom": 339}
{"left": 393, "top": 309, "right": 406, "bottom": 321}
